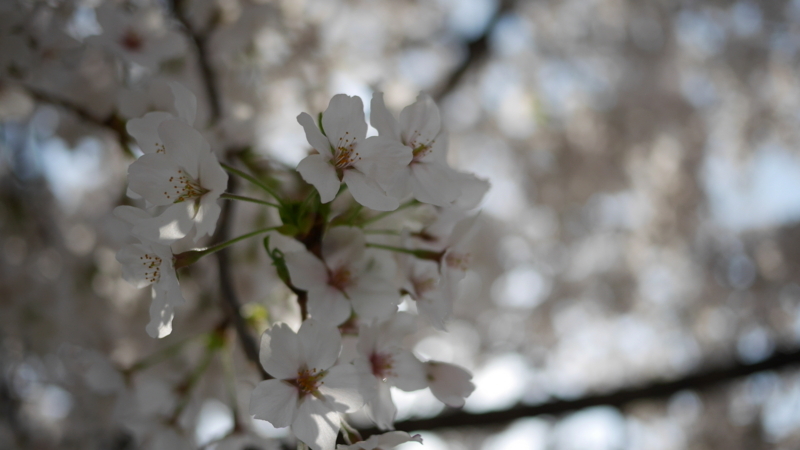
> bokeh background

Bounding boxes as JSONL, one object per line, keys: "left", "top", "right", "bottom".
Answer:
{"left": 2, "top": 0, "right": 800, "bottom": 449}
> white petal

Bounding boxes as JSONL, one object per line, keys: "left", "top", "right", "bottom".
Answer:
{"left": 113, "top": 205, "right": 151, "bottom": 225}
{"left": 126, "top": 111, "right": 174, "bottom": 154}
{"left": 198, "top": 149, "right": 229, "bottom": 194}
{"left": 193, "top": 196, "right": 222, "bottom": 240}
{"left": 410, "top": 162, "right": 461, "bottom": 207}
{"left": 297, "top": 154, "right": 340, "bottom": 203}
{"left": 249, "top": 379, "right": 299, "bottom": 428}
{"left": 260, "top": 323, "right": 302, "bottom": 379}
{"left": 447, "top": 170, "right": 490, "bottom": 210}
{"left": 116, "top": 243, "right": 156, "bottom": 288}
{"left": 293, "top": 398, "right": 340, "bottom": 450}
{"left": 168, "top": 82, "right": 197, "bottom": 126}
{"left": 399, "top": 93, "right": 441, "bottom": 146}
{"left": 321, "top": 227, "right": 365, "bottom": 271}
{"left": 147, "top": 270, "right": 184, "bottom": 338}
{"left": 158, "top": 119, "right": 208, "bottom": 179}
{"left": 298, "top": 319, "right": 341, "bottom": 371}
{"left": 322, "top": 94, "right": 367, "bottom": 143}
{"left": 389, "top": 351, "right": 426, "bottom": 392}
{"left": 319, "top": 364, "right": 365, "bottom": 413}
{"left": 132, "top": 202, "right": 195, "bottom": 244}
{"left": 307, "top": 286, "right": 352, "bottom": 326}
{"left": 343, "top": 170, "right": 399, "bottom": 211}
{"left": 297, "top": 112, "right": 333, "bottom": 156}
{"left": 366, "top": 381, "right": 396, "bottom": 430}
{"left": 127, "top": 153, "right": 186, "bottom": 206}
{"left": 355, "top": 136, "right": 412, "bottom": 189}
{"left": 285, "top": 251, "right": 329, "bottom": 290}
{"left": 426, "top": 361, "right": 475, "bottom": 407}
{"left": 369, "top": 92, "right": 401, "bottom": 141}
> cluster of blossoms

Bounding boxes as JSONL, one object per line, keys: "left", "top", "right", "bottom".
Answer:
{"left": 113, "top": 85, "right": 487, "bottom": 449}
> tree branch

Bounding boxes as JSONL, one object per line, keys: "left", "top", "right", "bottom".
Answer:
{"left": 362, "top": 347, "right": 800, "bottom": 435}
{"left": 213, "top": 175, "right": 270, "bottom": 380}
{"left": 172, "top": 1, "right": 222, "bottom": 124}
{"left": 433, "top": 0, "right": 516, "bottom": 101}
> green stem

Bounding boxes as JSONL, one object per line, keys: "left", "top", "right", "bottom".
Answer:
{"left": 363, "top": 229, "right": 401, "bottom": 235}
{"left": 360, "top": 200, "right": 419, "bottom": 226}
{"left": 366, "top": 242, "right": 443, "bottom": 261}
{"left": 220, "top": 192, "right": 279, "bottom": 208}
{"left": 221, "top": 163, "right": 283, "bottom": 204}
{"left": 174, "top": 226, "right": 280, "bottom": 269}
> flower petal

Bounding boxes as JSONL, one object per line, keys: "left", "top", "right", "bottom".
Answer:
{"left": 131, "top": 202, "right": 195, "bottom": 244}
{"left": 389, "top": 350, "right": 426, "bottom": 392}
{"left": 426, "top": 361, "right": 475, "bottom": 407}
{"left": 297, "top": 154, "right": 340, "bottom": 203}
{"left": 320, "top": 364, "right": 365, "bottom": 413}
{"left": 297, "top": 112, "right": 333, "bottom": 156}
{"left": 366, "top": 381, "right": 396, "bottom": 430}
{"left": 322, "top": 94, "right": 367, "bottom": 142}
{"left": 321, "top": 227, "right": 365, "bottom": 271}
{"left": 410, "top": 162, "right": 461, "bottom": 207}
{"left": 293, "top": 397, "right": 341, "bottom": 450}
{"left": 399, "top": 93, "right": 441, "bottom": 146}
{"left": 285, "top": 251, "right": 329, "bottom": 290}
{"left": 369, "top": 92, "right": 401, "bottom": 141}
{"left": 307, "top": 286, "right": 352, "bottom": 326}
{"left": 158, "top": 119, "right": 209, "bottom": 179}
{"left": 249, "top": 379, "right": 299, "bottom": 428}
{"left": 147, "top": 269, "right": 184, "bottom": 338}
{"left": 168, "top": 82, "right": 197, "bottom": 126}
{"left": 343, "top": 169, "right": 399, "bottom": 211}
{"left": 298, "top": 319, "right": 341, "bottom": 371}
{"left": 126, "top": 111, "right": 174, "bottom": 154}
{"left": 260, "top": 323, "right": 302, "bottom": 379}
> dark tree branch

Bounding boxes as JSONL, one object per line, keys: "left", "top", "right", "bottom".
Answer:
{"left": 362, "top": 347, "right": 800, "bottom": 435}
{"left": 433, "top": 0, "right": 517, "bottom": 101}
{"left": 172, "top": 1, "right": 222, "bottom": 124}
{"left": 214, "top": 175, "right": 270, "bottom": 380}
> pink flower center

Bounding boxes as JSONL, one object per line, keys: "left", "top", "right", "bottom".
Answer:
{"left": 369, "top": 352, "right": 395, "bottom": 380}
{"left": 121, "top": 29, "right": 144, "bottom": 52}
{"left": 445, "top": 251, "right": 471, "bottom": 271}
{"left": 291, "top": 368, "right": 325, "bottom": 397}
{"left": 328, "top": 266, "right": 353, "bottom": 292}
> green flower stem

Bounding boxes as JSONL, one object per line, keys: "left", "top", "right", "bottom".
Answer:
{"left": 174, "top": 226, "right": 280, "bottom": 269}
{"left": 366, "top": 242, "right": 443, "bottom": 261}
{"left": 359, "top": 199, "right": 419, "bottom": 226}
{"left": 220, "top": 163, "right": 283, "bottom": 204}
{"left": 220, "top": 192, "right": 279, "bottom": 208}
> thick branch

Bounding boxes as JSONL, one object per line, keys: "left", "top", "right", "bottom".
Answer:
{"left": 363, "top": 347, "right": 800, "bottom": 435}
{"left": 214, "top": 175, "right": 270, "bottom": 380}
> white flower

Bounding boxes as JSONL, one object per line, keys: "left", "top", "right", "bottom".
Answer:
{"left": 249, "top": 320, "right": 364, "bottom": 450}
{"left": 370, "top": 92, "right": 463, "bottom": 207}
{"left": 337, "top": 431, "right": 422, "bottom": 450}
{"left": 114, "top": 206, "right": 184, "bottom": 338}
{"left": 284, "top": 227, "right": 400, "bottom": 326}
{"left": 353, "top": 313, "right": 426, "bottom": 430}
{"left": 127, "top": 119, "right": 227, "bottom": 243}
{"left": 93, "top": 4, "right": 186, "bottom": 70}
{"left": 296, "top": 94, "right": 411, "bottom": 211}
{"left": 425, "top": 361, "right": 475, "bottom": 408}
{"left": 398, "top": 255, "right": 449, "bottom": 331}
{"left": 126, "top": 82, "right": 198, "bottom": 155}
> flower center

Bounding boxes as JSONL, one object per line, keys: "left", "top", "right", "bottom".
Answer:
{"left": 445, "top": 251, "right": 471, "bottom": 271}
{"left": 139, "top": 253, "right": 162, "bottom": 284}
{"left": 369, "top": 352, "right": 395, "bottom": 380}
{"left": 411, "top": 142, "right": 433, "bottom": 163}
{"left": 332, "top": 132, "right": 360, "bottom": 169}
{"left": 164, "top": 170, "right": 209, "bottom": 203}
{"left": 292, "top": 368, "right": 325, "bottom": 397}
{"left": 328, "top": 266, "right": 353, "bottom": 292}
{"left": 412, "top": 277, "right": 436, "bottom": 298}
{"left": 121, "top": 29, "right": 144, "bottom": 52}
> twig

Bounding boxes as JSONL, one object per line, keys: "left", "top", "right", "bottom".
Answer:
{"left": 361, "top": 347, "right": 800, "bottom": 435}
{"left": 433, "top": 0, "right": 517, "bottom": 101}
{"left": 214, "top": 175, "right": 270, "bottom": 379}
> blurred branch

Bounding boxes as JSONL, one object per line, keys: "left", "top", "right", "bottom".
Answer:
{"left": 364, "top": 347, "right": 800, "bottom": 435}
{"left": 433, "top": 0, "right": 517, "bottom": 101}
{"left": 172, "top": 1, "right": 222, "bottom": 124}
{"left": 214, "top": 174, "right": 270, "bottom": 380}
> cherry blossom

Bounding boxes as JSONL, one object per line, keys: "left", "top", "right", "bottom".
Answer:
{"left": 296, "top": 94, "right": 411, "bottom": 211}
{"left": 126, "top": 82, "right": 198, "bottom": 156}
{"left": 398, "top": 255, "right": 449, "bottom": 330}
{"left": 425, "top": 361, "right": 475, "bottom": 408}
{"left": 92, "top": 4, "right": 186, "bottom": 70}
{"left": 370, "top": 92, "right": 464, "bottom": 207}
{"left": 249, "top": 320, "right": 364, "bottom": 450}
{"left": 126, "top": 118, "right": 227, "bottom": 243}
{"left": 353, "top": 313, "right": 426, "bottom": 429}
{"left": 284, "top": 227, "right": 400, "bottom": 325}
{"left": 337, "top": 431, "right": 422, "bottom": 450}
